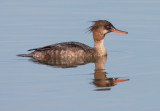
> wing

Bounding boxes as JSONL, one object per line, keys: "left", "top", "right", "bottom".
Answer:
{"left": 28, "top": 42, "right": 92, "bottom": 52}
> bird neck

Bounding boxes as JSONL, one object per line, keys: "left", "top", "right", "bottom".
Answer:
{"left": 93, "top": 31, "right": 107, "bottom": 56}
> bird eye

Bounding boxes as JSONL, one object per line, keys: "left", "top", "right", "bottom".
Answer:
{"left": 105, "top": 25, "right": 110, "bottom": 29}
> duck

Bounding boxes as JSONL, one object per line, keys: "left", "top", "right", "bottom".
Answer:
{"left": 18, "top": 20, "right": 128, "bottom": 59}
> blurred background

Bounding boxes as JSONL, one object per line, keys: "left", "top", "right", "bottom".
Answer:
{"left": 0, "top": 0, "right": 160, "bottom": 111}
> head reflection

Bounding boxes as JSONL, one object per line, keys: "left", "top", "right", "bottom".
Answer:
{"left": 30, "top": 55, "right": 129, "bottom": 91}
{"left": 93, "top": 56, "right": 129, "bottom": 91}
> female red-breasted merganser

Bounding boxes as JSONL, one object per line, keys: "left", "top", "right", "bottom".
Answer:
{"left": 18, "top": 20, "right": 128, "bottom": 59}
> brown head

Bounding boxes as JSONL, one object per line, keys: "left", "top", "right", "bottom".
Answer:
{"left": 89, "top": 20, "right": 128, "bottom": 41}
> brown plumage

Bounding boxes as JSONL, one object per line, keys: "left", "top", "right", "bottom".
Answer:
{"left": 28, "top": 42, "right": 92, "bottom": 52}
{"left": 18, "top": 20, "right": 128, "bottom": 59}
{"left": 89, "top": 20, "right": 114, "bottom": 32}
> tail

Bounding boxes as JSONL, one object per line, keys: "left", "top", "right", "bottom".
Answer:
{"left": 17, "top": 53, "right": 33, "bottom": 57}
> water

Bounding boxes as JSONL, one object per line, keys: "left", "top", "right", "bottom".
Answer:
{"left": 0, "top": 0, "right": 160, "bottom": 111}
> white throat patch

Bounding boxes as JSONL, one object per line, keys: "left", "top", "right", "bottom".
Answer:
{"left": 102, "top": 29, "right": 109, "bottom": 35}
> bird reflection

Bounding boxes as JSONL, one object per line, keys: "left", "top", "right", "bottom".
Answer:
{"left": 30, "top": 55, "right": 129, "bottom": 91}
{"left": 92, "top": 56, "right": 129, "bottom": 91}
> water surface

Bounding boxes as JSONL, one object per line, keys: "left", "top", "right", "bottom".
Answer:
{"left": 0, "top": 0, "right": 160, "bottom": 111}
